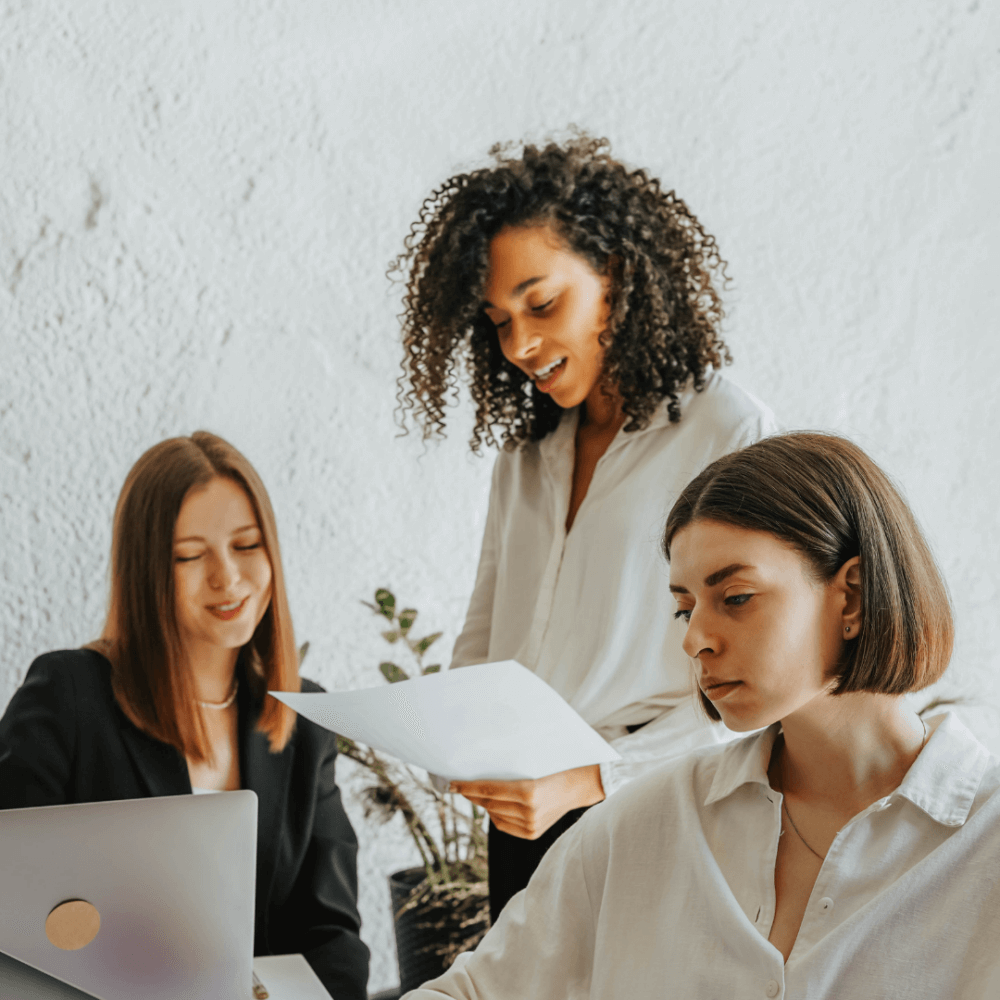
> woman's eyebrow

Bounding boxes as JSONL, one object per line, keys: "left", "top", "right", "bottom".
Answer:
{"left": 669, "top": 563, "right": 753, "bottom": 594}
{"left": 483, "top": 275, "right": 548, "bottom": 307}
{"left": 174, "top": 524, "right": 259, "bottom": 544}
{"left": 704, "top": 563, "right": 751, "bottom": 587}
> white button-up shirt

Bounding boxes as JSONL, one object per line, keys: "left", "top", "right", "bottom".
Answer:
{"left": 450, "top": 371, "right": 778, "bottom": 794}
{"left": 405, "top": 712, "right": 1000, "bottom": 999}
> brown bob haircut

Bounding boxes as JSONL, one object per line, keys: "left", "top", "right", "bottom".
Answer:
{"left": 94, "top": 431, "right": 299, "bottom": 759}
{"left": 663, "top": 432, "right": 954, "bottom": 721}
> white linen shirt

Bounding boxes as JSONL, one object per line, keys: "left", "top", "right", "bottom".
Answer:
{"left": 449, "top": 370, "right": 778, "bottom": 794}
{"left": 405, "top": 712, "right": 1000, "bottom": 1000}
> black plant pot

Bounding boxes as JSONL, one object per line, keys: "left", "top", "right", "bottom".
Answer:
{"left": 388, "top": 867, "right": 488, "bottom": 994}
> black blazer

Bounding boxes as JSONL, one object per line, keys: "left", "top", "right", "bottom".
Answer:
{"left": 0, "top": 649, "right": 370, "bottom": 1000}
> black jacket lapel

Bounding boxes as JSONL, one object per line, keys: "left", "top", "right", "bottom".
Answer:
{"left": 118, "top": 721, "right": 191, "bottom": 798}
{"left": 238, "top": 678, "right": 294, "bottom": 952}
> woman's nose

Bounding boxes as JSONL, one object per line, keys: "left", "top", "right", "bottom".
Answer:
{"left": 681, "top": 610, "right": 716, "bottom": 660}
{"left": 208, "top": 551, "right": 240, "bottom": 589}
{"left": 503, "top": 316, "right": 542, "bottom": 363}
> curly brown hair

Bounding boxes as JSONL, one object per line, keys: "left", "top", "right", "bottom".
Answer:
{"left": 392, "top": 134, "right": 732, "bottom": 452}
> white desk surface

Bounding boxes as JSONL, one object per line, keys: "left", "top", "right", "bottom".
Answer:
{"left": 253, "top": 954, "right": 333, "bottom": 999}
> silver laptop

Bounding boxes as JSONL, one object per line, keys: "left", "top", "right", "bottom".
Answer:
{"left": 0, "top": 791, "right": 257, "bottom": 1000}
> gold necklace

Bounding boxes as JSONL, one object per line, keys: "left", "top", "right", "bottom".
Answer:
{"left": 196, "top": 677, "right": 238, "bottom": 711}
{"left": 779, "top": 718, "right": 929, "bottom": 861}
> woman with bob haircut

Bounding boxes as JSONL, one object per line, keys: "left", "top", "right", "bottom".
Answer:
{"left": 395, "top": 132, "right": 777, "bottom": 921}
{"left": 403, "top": 432, "right": 1000, "bottom": 1000}
{"left": 0, "top": 431, "right": 370, "bottom": 1000}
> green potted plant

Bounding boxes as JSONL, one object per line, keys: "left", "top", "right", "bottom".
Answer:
{"left": 314, "top": 589, "right": 489, "bottom": 995}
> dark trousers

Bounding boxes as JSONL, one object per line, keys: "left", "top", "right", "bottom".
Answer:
{"left": 487, "top": 806, "right": 590, "bottom": 925}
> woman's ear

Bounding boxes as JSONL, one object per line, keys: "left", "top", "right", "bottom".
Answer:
{"left": 836, "top": 555, "right": 862, "bottom": 638}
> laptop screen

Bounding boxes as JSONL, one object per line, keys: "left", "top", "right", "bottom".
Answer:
{"left": 0, "top": 791, "right": 257, "bottom": 1000}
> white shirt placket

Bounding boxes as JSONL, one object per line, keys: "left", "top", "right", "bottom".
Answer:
{"left": 520, "top": 419, "right": 575, "bottom": 668}
{"left": 524, "top": 415, "right": 631, "bottom": 671}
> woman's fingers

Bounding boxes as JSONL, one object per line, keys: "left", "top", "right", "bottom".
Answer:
{"left": 473, "top": 797, "right": 558, "bottom": 839}
{"left": 451, "top": 788, "right": 552, "bottom": 837}
{"left": 489, "top": 814, "right": 543, "bottom": 840}
{"left": 450, "top": 767, "right": 604, "bottom": 839}
{"left": 456, "top": 792, "right": 494, "bottom": 808}
{"left": 451, "top": 778, "right": 536, "bottom": 802}
{"left": 483, "top": 801, "right": 547, "bottom": 839}
{"left": 454, "top": 789, "right": 524, "bottom": 816}
{"left": 475, "top": 799, "right": 535, "bottom": 822}
{"left": 452, "top": 782, "right": 547, "bottom": 828}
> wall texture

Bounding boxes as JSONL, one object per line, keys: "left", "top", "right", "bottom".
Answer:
{"left": 2, "top": 0, "right": 998, "bottom": 991}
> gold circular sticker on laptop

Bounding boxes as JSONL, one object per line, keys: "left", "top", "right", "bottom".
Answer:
{"left": 45, "top": 900, "right": 101, "bottom": 950}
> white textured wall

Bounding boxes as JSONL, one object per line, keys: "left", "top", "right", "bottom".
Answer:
{"left": 2, "top": 0, "right": 997, "bottom": 991}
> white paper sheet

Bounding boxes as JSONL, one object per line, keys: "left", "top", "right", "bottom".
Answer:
{"left": 252, "top": 954, "right": 331, "bottom": 999}
{"left": 270, "top": 660, "right": 620, "bottom": 781}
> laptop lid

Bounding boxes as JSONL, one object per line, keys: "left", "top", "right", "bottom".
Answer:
{"left": 0, "top": 791, "right": 257, "bottom": 1000}
{"left": 0, "top": 948, "right": 96, "bottom": 999}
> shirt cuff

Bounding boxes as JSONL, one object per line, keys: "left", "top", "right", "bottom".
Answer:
{"left": 598, "top": 696, "right": 739, "bottom": 798}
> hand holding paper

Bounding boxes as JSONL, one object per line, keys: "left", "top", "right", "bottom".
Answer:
{"left": 450, "top": 763, "right": 607, "bottom": 839}
{"left": 270, "top": 660, "right": 620, "bottom": 782}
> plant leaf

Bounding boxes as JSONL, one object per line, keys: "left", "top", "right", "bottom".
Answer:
{"left": 380, "top": 662, "right": 409, "bottom": 684}
{"left": 375, "top": 588, "right": 396, "bottom": 620}
{"left": 298, "top": 641, "right": 310, "bottom": 664}
{"left": 423, "top": 664, "right": 441, "bottom": 675}
{"left": 382, "top": 629, "right": 400, "bottom": 643}
{"left": 414, "top": 631, "right": 443, "bottom": 655}
{"left": 398, "top": 608, "right": 418, "bottom": 634}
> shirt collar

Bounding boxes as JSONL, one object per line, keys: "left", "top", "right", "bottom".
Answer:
{"left": 537, "top": 405, "right": 579, "bottom": 473}
{"left": 704, "top": 723, "right": 781, "bottom": 806}
{"left": 537, "top": 380, "right": 691, "bottom": 467}
{"left": 703, "top": 712, "right": 991, "bottom": 828}
{"left": 603, "top": 381, "right": 697, "bottom": 452}
{"left": 892, "top": 711, "right": 992, "bottom": 826}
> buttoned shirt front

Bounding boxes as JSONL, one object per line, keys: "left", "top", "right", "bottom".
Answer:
{"left": 405, "top": 712, "right": 1000, "bottom": 1000}
{"left": 449, "top": 371, "right": 778, "bottom": 794}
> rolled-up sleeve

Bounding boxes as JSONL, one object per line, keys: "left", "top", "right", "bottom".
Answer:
{"left": 598, "top": 696, "right": 736, "bottom": 797}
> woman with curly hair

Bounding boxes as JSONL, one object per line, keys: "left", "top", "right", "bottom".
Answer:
{"left": 394, "top": 134, "right": 778, "bottom": 922}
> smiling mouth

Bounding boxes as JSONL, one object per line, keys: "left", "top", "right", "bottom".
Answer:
{"left": 533, "top": 357, "right": 567, "bottom": 390}
{"left": 533, "top": 356, "right": 566, "bottom": 379}
{"left": 207, "top": 597, "right": 248, "bottom": 620}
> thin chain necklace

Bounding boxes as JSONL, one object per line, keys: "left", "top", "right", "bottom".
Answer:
{"left": 196, "top": 677, "right": 238, "bottom": 711}
{"left": 778, "top": 717, "right": 930, "bottom": 861}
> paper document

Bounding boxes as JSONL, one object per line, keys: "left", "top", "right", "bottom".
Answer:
{"left": 252, "top": 954, "right": 331, "bottom": 999}
{"left": 270, "top": 660, "right": 621, "bottom": 781}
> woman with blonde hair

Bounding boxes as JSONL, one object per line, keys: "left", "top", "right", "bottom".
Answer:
{"left": 0, "top": 431, "right": 370, "bottom": 1000}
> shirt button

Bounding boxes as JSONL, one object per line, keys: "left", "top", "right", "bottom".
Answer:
{"left": 766, "top": 981, "right": 780, "bottom": 997}
{"left": 819, "top": 896, "right": 834, "bottom": 912}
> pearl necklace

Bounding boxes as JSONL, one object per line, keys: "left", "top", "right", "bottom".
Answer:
{"left": 196, "top": 678, "right": 238, "bottom": 711}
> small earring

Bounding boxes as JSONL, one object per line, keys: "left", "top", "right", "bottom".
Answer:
{"left": 845, "top": 626, "right": 851, "bottom": 634}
